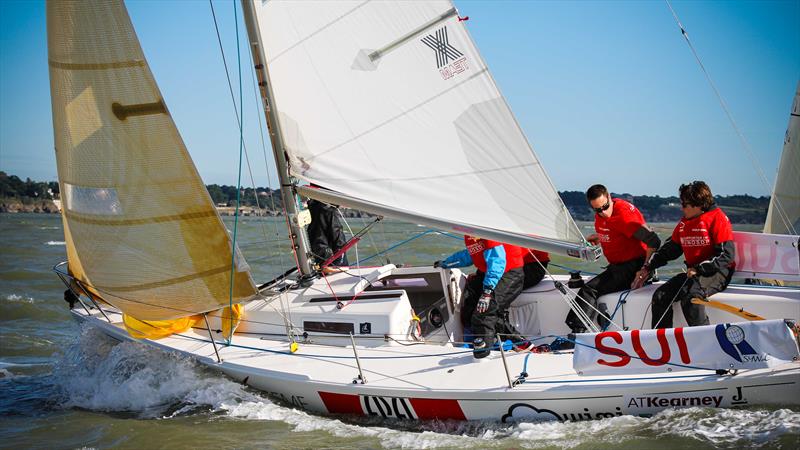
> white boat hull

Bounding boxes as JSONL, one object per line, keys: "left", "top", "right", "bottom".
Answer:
{"left": 69, "top": 265, "right": 800, "bottom": 422}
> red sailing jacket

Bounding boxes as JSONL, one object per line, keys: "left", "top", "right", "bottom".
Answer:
{"left": 671, "top": 207, "right": 735, "bottom": 268}
{"left": 464, "top": 236, "right": 523, "bottom": 273}
{"left": 594, "top": 198, "right": 648, "bottom": 264}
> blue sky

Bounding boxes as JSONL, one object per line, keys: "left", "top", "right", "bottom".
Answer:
{"left": 1, "top": 0, "right": 798, "bottom": 196}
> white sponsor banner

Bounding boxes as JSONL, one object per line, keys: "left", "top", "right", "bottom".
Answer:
{"left": 573, "top": 320, "right": 799, "bottom": 376}
{"left": 733, "top": 231, "right": 800, "bottom": 281}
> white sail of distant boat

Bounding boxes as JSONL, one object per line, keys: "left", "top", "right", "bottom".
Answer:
{"left": 764, "top": 82, "right": 800, "bottom": 236}
{"left": 47, "top": 0, "right": 257, "bottom": 321}
{"left": 246, "top": 0, "right": 590, "bottom": 259}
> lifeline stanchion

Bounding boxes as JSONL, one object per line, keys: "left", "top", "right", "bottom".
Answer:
{"left": 74, "top": 280, "right": 112, "bottom": 323}
{"left": 349, "top": 332, "right": 367, "bottom": 384}
{"left": 204, "top": 314, "right": 222, "bottom": 363}
{"left": 497, "top": 333, "right": 513, "bottom": 389}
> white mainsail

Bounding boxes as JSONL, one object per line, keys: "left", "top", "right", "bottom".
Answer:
{"left": 764, "top": 82, "right": 800, "bottom": 236}
{"left": 246, "top": 0, "right": 587, "bottom": 257}
{"left": 47, "top": 0, "right": 257, "bottom": 320}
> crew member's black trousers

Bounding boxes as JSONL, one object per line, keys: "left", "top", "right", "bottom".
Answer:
{"left": 565, "top": 257, "right": 643, "bottom": 333}
{"left": 460, "top": 268, "right": 525, "bottom": 344}
{"left": 651, "top": 270, "right": 732, "bottom": 329}
{"left": 523, "top": 261, "right": 548, "bottom": 290}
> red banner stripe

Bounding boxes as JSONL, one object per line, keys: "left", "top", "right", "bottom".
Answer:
{"left": 318, "top": 391, "right": 364, "bottom": 415}
{"left": 409, "top": 398, "right": 466, "bottom": 420}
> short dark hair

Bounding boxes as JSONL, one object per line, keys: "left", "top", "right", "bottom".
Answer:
{"left": 586, "top": 184, "right": 609, "bottom": 201}
{"left": 679, "top": 180, "right": 714, "bottom": 211}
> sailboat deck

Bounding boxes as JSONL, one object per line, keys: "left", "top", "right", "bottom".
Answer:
{"left": 73, "top": 306, "right": 799, "bottom": 397}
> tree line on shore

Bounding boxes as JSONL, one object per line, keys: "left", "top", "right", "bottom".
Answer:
{"left": 0, "top": 172, "right": 770, "bottom": 223}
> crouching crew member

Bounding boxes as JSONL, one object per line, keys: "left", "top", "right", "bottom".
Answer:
{"left": 522, "top": 248, "right": 550, "bottom": 289}
{"left": 307, "top": 191, "right": 349, "bottom": 269}
{"left": 435, "top": 237, "right": 524, "bottom": 358}
{"left": 638, "top": 181, "right": 735, "bottom": 329}
{"left": 566, "top": 184, "right": 661, "bottom": 336}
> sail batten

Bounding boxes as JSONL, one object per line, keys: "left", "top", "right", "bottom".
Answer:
{"left": 47, "top": 0, "right": 258, "bottom": 321}
{"left": 249, "top": 1, "right": 587, "bottom": 254}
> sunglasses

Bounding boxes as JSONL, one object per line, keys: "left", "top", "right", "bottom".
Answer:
{"left": 593, "top": 200, "right": 611, "bottom": 214}
{"left": 681, "top": 201, "right": 694, "bottom": 208}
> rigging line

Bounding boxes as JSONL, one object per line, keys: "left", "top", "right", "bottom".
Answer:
{"left": 357, "top": 230, "right": 435, "bottom": 265}
{"left": 208, "top": 0, "right": 273, "bottom": 248}
{"left": 226, "top": 0, "right": 245, "bottom": 346}
{"left": 377, "top": 217, "right": 391, "bottom": 263}
{"left": 664, "top": 0, "right": 796, "bottom": 235}
{"left": 243, "top": 22, "right": 287, "bottom": 271}
{"left": 652, "top": 275, "right": 690, "bottom": 329}
{"left": 360, "top": 214, "right": 384, "bottom": 265}
{"left": 211, "top": 0, "right": 301, "bottom": 274}
{"left": 337, "top": 209, "right": 360, "bottom": 272}
{"left": 55, "top": 265, "right": 307, "bottom": 332}
{"left": 527, "top": 249, "right": 607, "bottom": 332}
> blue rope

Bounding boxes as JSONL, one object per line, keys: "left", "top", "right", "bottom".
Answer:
{"left": 522, "top": 353, "right": 531, "bottom": 374}
{"left": 227, "top": 0, "right": 244, "bottom": 346}
{"left": 601, "top": 289, "right": 630, "bottom": 331}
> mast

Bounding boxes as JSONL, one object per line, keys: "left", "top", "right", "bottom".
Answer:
{"left": 241, "top": 0, "right": 313, "bottom": 276}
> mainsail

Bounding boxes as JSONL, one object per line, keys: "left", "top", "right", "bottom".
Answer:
{"left": 764, "top": 82, "right": 800, "bottom": 236}
{"left": 245, "top": 0, "right": 588, "bottom": 258}
{"left": 47, "top": 0, "right": 257, "bottom": 321}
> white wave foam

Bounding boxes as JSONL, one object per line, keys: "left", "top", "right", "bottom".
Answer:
{"left": 0, "top": 368, "right": 14, "bottom": 379}
{"left": 45, "top": 241, "right": 66, "bottom": 246}
{"left": 646, "top": 407, "right": 800, "bottom": 446}
{"left": 53, "top": 329, "right": 256, "bottom": 417}
{"left": 3, "top": 294, "right": 34, "bottom": 303}
{"left": 50, "top": 327, "right": 800, "bottom": 448}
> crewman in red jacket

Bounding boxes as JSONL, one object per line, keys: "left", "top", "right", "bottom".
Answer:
{"left": 565, "top": 184, "right": 661, "bottom": 339}
{"left": 435, "top": 236, "right": 525, "bottom": 358}
{"left": 638, "top": 181, "right": 736, "bottom": 328}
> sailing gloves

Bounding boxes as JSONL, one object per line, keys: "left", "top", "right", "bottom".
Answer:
{"left": 476, "top": 289, "right": 493, "bottom": 314}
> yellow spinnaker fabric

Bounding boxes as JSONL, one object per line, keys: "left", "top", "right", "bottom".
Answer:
{"left": 123, "top": 305, "right": 243, "bottom": 340}
{"left": 123, "top": 314, "right": 202, "bottom": 340}
{"left": 47, "top": 0, "right": 258, "bottom": 322}
{"left": 221, "top": 304, "right": 244, "bottom": 341}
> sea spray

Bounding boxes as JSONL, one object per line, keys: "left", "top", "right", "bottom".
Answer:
{"left": 38, "top": 326, "right": 800, "bottom": 448}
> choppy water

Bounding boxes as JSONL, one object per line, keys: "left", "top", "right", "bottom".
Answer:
{"left": 1, "top": 213, "right": 797, "bottom": 449}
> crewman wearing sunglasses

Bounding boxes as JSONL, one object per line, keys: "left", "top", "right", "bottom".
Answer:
{"left": 637, "top": 181, "right": 735, "bottom": 329}
{"left": 563, "top": 184, "right": 661, "bottom": 342}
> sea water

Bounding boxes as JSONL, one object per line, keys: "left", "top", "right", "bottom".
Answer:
{"left": 1, "top": 213, "right": 798, "bottom": 449}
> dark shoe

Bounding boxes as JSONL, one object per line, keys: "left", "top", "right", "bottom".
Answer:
{"left": 550, "top": 336, "right": 575, "bottom": 351}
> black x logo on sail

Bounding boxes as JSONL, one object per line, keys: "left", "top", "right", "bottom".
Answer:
{"left": 421, "top": 26, "right": 463, "bottom": 69}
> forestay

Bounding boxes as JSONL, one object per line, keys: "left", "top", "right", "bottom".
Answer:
{"left": 47, "top": 0, "right": 257, "bottom": 320}
{"left": 248, "top": 0, "right": 586, "bottom": 255}
{"left": 573, "top": 320, "right": 800, "bottom": 376}
{"left": 764, "top": 81, "right": 800, "bottom": 236}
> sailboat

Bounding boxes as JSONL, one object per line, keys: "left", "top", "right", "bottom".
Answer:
{"left": 764, "top": 82, "right": 799, "bottom": 237}
{"left": 48, "top": 0, "right": 800, "bottom": 422}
